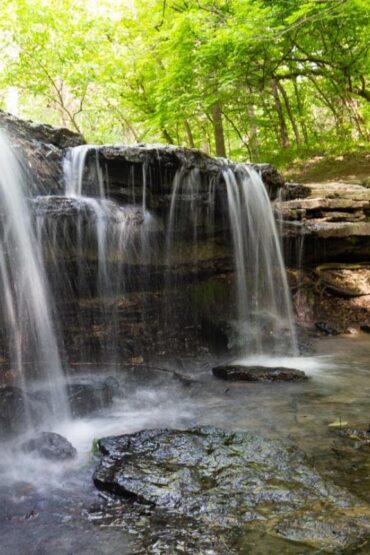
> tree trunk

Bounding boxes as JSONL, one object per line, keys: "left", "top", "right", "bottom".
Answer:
{"left": 184, "top": 120, "right": 195, "bottom": 148}
{"left": 247, "top": 103, "right": 259, "bottom": 159}
{"left": 277, "top": 82, "right": 301, "bottom": 145}
{"left": 293, "top": 80, "right": 309, "bottom": 145}
{"left": 161, "top": 128, "right": 173, "bottom": 144}
{"left": 211, "top": 102, "right": 226, "bottom": 157}
{"left": 271, "top": 79, "right": 289, "bottom": 149}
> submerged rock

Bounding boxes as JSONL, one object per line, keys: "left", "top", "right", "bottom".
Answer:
{"left": 212, "top": 364, "right": 307, "bottom": 381}
{"left": 335, "top": 427, "right": 370, "bottom": 447}
{"left": 21, "top": 431, "right": 77, "bottom": 461}
{"left": 93, "top": 426, "right": 370, "bottom": 551}
{"left": 315, "top": 321, "right": 340, "bottom": 335}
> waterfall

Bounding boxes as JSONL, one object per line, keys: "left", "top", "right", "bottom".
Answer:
{"left": 59, "top": 147, "right": 297, "bottom": 359}
{"left": 39, "top": 145, "right": 149, "bottom": 364}
{"left": 0, "top": 132, "right": 69, "bottom": 425}
{"left": 222, "top": 164, "right": 297, "bottom": 355}
{"left": 163, "top": 161, "right": 297, "bottom": 356}
{"left": 36, "top": 143, "right": 297, "bottom": 368}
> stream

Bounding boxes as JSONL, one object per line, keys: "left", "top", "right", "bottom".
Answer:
{"left": 0, "top": 333, "right": 369, "bottom": 554}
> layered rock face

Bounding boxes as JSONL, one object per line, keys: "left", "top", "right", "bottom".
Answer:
{"left": 276, "top": 179, "right": 370, "bottom": 331}
{"left": 0, "top": 111, "right": 286, "bottom": 371}
{"left": 0, "top": 109, "right": 369, "bottom": 375}
{"left": 278, "top": 181, "right": 370, "bottom": 264}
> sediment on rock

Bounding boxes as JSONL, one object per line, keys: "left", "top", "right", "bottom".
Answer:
{"left": 93, "top": 426, "right": 370, "bottom": 552}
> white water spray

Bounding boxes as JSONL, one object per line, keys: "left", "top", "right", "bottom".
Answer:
{"left": 223, "top": 164, "right": 297, "bottom": 355}
{"left": 0, "top": 131, "right": 69, "bottom": 424}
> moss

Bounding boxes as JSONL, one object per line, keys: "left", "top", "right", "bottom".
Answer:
{"left": 91, "top": 437, "right": 100, "bottom": 456}
{"left": 190, "top": 278, "right": 229, "bottom": 315}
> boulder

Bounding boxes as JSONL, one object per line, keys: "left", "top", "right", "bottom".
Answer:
{"left": 314, "top": 263, "right": 370, "bottom": 297}
{"left": 212, "top": 364, "right": 307, "bottom": 382}
{"left": 93, "top": 426, "right": 370, "bottom": 551}
{"left": 21, "top": 431, "right": 77, "bottom": 460}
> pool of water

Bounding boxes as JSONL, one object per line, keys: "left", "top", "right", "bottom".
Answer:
{"left": 1, "top": 334, "right": 369, "bottom": 554}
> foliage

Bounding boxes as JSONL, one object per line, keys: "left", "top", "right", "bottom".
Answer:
{"left": 91, "top": 437, "right": 100, "bottom": 456}
{"left": 0, "top": 0, "right": 369, "bottom": 163}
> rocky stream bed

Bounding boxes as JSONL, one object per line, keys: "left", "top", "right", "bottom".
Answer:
{"left": 0, "top": 335, "right": 369, "bottom": 554}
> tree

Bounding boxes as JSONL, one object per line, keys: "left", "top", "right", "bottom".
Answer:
{"left": 0, "top": 0, "right": 368, "bottom": 161}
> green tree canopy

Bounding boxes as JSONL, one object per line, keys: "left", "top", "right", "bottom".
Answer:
{"left": 0, "top": 0, "right": 369, "bottom": 162}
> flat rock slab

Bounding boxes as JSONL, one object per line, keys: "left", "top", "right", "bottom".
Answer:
{"left": 212, "top": 364, "right": 307, "bottom": 382}
{"left": 315, "top": 264, "right": 370, "bottom": 297}
{"left": 93, "top": 426, "right": 370, "bottom": 551}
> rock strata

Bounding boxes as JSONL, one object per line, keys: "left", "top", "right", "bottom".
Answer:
{"left": 0, "top": 110, "right": 85, "bottom": 194}
{"left": 277, "top": 181, "right": 370, "bottom": 264}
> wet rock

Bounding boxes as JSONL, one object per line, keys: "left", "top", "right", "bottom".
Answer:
{"left": 81, "top": 144, "right": 283, "bottom": 210}
{"left": 275, "top": 512, "right": 370, "bottom": 551}
{"left": 0, "top": 110, "right": 85, "bottom": 194}
{"left": 315, "top": 321, "right": 340, "bottom": 335}
{"left": 93, "top": 426, "right": 370, "bottom": 551}
{"left": 200, "top": 319, "right": 234, "bottom": 354}
{"left": 0, "top": 386, "right": 27, "bottom": 437}
{"left": 335, "top": 427, "right": 370, "bottom": 447}
{"left": 67, "top": 377, "right": 117, "bottom": 417}
{"left": 212, "top": 364, "right": 307, "bottom": 382}
{"left": 252, "top": 163, "right": 284, "bottom": 200}
{"left": 31, "top": 196, "right": 144, "bottom": 225}
{"left": 21, "top": 431, "right": 77, "bottom": 460}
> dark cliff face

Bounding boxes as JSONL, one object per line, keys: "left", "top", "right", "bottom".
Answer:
{"left": 0, "top": 110, "right": 284, "bottom": 200}
{"left": 1, "top": 111, "right": 369, "bottom": 369}
{"left": 277, "top": 181, "right": 370, "bottom": 265}
{"left": 0, "top": 113, "right": 288, "bottom": 369}
{"left": 0, "top": 110, "right": 85, "bottom": 194}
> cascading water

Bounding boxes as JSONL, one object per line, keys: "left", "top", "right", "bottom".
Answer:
{"left": 163, "top": 161, "right": 297, "bottom": 356}
{"left": 222, "top": 165, "right": 297, "bottom": 356}
{"left": 0, "top": 132, "right": 69, "bottom": 426}
{"left": 35, "top": 146, "right": 150, "bottom": 364}
{"left": 24, "top": 138, "right": 298, "bottom": 372}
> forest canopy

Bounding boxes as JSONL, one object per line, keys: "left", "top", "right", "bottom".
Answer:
{"left": 0, "top": 0, "right": 369, "bottom": 163}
